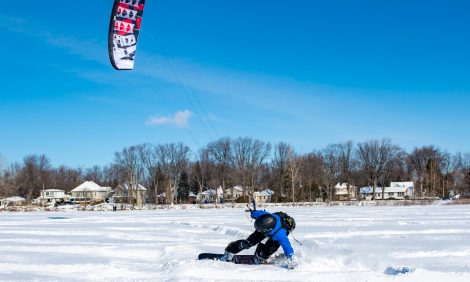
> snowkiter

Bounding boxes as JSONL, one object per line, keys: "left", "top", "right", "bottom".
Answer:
{"left": 220, "top": 209, "right": 297, "bottom": 268}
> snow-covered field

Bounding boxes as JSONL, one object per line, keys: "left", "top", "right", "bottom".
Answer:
{"left": 1, "top": 205, "right": 470, "bottom": 281}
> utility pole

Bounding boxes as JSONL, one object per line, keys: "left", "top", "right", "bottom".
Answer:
{"left": 42, "top": 182, "right": 45, "bottom": 208}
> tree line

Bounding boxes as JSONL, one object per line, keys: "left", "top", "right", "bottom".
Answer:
{"left": 1, "top": 137, "right": 470, "bottom": 203}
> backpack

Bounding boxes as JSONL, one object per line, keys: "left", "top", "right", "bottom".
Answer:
{"left": 274, "top": 212, "right": 296, "bottom": 233}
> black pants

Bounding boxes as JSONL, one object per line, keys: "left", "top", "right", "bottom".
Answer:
{"left": 225, "top": 230, "right": 280, "bottom": 260}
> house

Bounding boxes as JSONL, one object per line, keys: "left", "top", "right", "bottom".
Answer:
{"left": 199, "top": 189, "right": 216, "bottom": 203}
{"left": 70, "top": 181, "right": 111, "bottom": 203}
{"left": 156, "top": 192, "right": 166, "bottom": 204}
{"left": 188, "top": 192, "right": 197, "bottom": 204}
{"left": 0, "top": 196, "right": 26, "bottom": 207}
{"left": 254, "top": 189, "right": 274, "bottom": 203}
{"left": 198, "top": 187, "right": 224, "bottom": 204}
{"left": 36, "top": 189, "right": 66, "bottom": 205}
{"left": 112, "top": 182, "right": 147, "bottom": 206}
{"left": 390, "top": 182, "right": 414, "bottom": 199}
{"left": 359, "top": 182, "right": 414, "bottom": 200}
{"left": 225, "top": 185, "right": 244, "bottom": 200}
{"left": 334, "top": 183, "right": 357, "bottom": 200}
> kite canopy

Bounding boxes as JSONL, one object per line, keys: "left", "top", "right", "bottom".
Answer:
{"left": 108, "top": 0, "right": 146, "bottom": 70}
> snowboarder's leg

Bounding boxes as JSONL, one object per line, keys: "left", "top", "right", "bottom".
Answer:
{"left": 254, "top": 238, "right": 281, "bottom": 263}
{"left": 225, "top": 231, "right": 265, "bottom": 254}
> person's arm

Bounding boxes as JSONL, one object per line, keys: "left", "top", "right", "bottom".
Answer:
{"left": 272, "top": 229, "right": 294, "bottom": 258}
{"left": 250, "top": 209, "right": 269, "bottom": 219}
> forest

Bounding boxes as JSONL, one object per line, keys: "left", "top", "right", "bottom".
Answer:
{"left": 1, "top": 137, "right": 470, "bottom": 203}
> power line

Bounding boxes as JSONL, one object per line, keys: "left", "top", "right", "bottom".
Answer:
{"left": 140, "top": 28, "right": 220, "bottom": 142}
{"left": 136, "top": 68, "right": 201, "bottom": 148}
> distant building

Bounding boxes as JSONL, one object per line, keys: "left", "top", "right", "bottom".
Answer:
{"left": 225, "top": 186, "right": 243, "bottom": 201}
{"left": 70, "top": 181, "right": 111, "bottom": 203}
{"left": 156, "top": 192, "right": 166, "bottom": 204}
{"left": 0, "top": 196, "right": 26, "bottom": 207}
{"left": 36, "top": 189, "right": 66, "bottom": 205}
{"left": 188, "top": 192, "right": 197, "bottom": 204}
{"left": 360, "top": 181, "right": 414, "bottom": 200}
{"left": 198, "top": 187, "right": 224, "bottom": 204}
{"left": 334, "top": 183, "right": 357, "bottom": 200}
{"left": 254, "top": 189, "right": 274, "bottom": 203}
{"left": 113, "top": 182, "right": 147, "bottom": 206}
{"left": 390, "top": 182, "right": 414, "bottom": 198}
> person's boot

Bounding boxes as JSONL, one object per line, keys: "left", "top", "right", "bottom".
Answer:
{"left": 254, "top": 243, "right": 268, "bottom": 264}
{"left": 220, "top": 251, "right": 235, "bottom": 262}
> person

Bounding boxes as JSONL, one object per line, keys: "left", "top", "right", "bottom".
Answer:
{"left": 220, "top": 209, "right": 297, "bottom": 268}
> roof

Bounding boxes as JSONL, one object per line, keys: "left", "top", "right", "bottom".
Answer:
{"left": 226, "top": 186, "right": 243, "bottom": 192}
{"left": 254, "top": 189, "right": 274, "bottom": 196}
{"left": 335, "top": 183, "right": 356, "bottom": 189}
{"left": 202, "top": 189, "right": 216, "bottom": 195}
{"left": 390, "top": 182, "right": 414, "bottom": 189}
{"left": 71, "top": 181, "right": 109, "bottom": 192}
{"left": 3, "top": 196, "right": 26, "bottom": 202}
{"left": 116, "top": 182, "right": 147, "bottom": 191}
{"left": 359, "top": 186, "right": 407, "bottom": 193}
{"left": 43, "top": 189, "right": 65, "bottom": 193}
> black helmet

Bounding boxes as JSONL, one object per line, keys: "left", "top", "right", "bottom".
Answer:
{"left": 254, "top": 214, "right": 276, "bottom": 234}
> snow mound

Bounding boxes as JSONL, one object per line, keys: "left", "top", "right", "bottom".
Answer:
{"left": 384, "top": 266, "right": 415, "bottom": 275}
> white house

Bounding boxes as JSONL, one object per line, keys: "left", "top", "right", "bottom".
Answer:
{"left": 0, "top": 196, "right": 26, "bottom": 207}
{"left": 70, "top": 181, "right": 111, "bottom": 203}
{"left": 225, "top": 186, "right": 243, "bottom": 200}
{"left": 390, "top": 182, "right": 414, "bottom": 198}
{"left": 113, "top": 182, "right": 147, "bottom": 206}
{"left": 360, "top": 182, "right": 414, "bottom": 200}
{"left": 198, "top": 187, "right": 224, "bottom": 204}
{"left": 334, "top": 183, "right": 357, "bottom": 200}
{"left": 254, "top": 189, "right": 274, "bottom": 203}
{"left": 36, "top": 189, "right": 66, "bottom": 205}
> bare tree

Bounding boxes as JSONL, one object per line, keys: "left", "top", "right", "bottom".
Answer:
{"left": 17, "top": 155, "right": 52, "bottom": 201}
{"left": 357, "top": 139, "right": 399, "bottom": 200}
{"left": 83, "top": 166, "right": 105, "bottom": 184}
{"left": 453, "top": 152, "right": 470, "bottom": 196}
{"left": 440, "top": 152, "right": 457, "bottom": 199}
{"left": 166, "top": 143, "right": 190, "bottom": 205}
{"left": 231, "top": 137, "right": 271, "bottom": 200}
{"left": 206, "top": 137, "right": 232, "bottom": 198}
{"left": 272, "top": 142, "right": 291, "bottom": 198}
{"left": 193, "top": 147, "right": 212, "bottom": 204}
{"left": 287, "top": 146, "right": 301, "bottom": 203}
{"left": 321, "top": 144, "right": 342, "bottom": 201}
{"left": 338, "top": 141, "right": 355, "bottom": 197}
{"left": 139, "top": 143, "right": 161, "bottom": 205}
{"left": 300, "top": 152, "right": 323, "bottom": 202}
{"left": 51, "top": 166, "right": 82, "bottom": 192}
{"left": 232, "top": 137, "right": 251, "bottom": 198}
{"left": 114, "top": 146, "right": 144, "bottom": 206}
{"left": 247, "top": 139, "right": 271, "bottom": 193}
{"left": 0, "top": 162, "right": 21, "bottom": 198}
{"left": 407, "top": 146, "right": 444, "bottom": 198}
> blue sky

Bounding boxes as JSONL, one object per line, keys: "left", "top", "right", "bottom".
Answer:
{"left": 1, "top": 0, "right": 469, "bottom": 168}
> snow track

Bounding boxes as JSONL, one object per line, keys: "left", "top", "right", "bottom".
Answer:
{"left": 1, "top": 205, "right": 470, "bottom": 281}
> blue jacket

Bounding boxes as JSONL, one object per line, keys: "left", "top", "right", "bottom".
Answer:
{"left": 251, "top": 210, "right": 294, "bottom": 258}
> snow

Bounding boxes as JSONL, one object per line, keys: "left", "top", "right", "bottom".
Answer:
{"left": 1, "top": 205, "right": 470, "bottom": 281}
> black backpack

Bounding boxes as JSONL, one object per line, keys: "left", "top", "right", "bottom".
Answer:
{"left": 274, "top": 212, "right": 296, "bottom": 233}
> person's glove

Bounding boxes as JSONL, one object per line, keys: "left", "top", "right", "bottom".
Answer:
{"left": 220, "top": 251, "right": 234, "bottom": 262}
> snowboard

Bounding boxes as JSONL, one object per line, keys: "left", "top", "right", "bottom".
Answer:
{"left": 198, "top": 253, "right": 262, "bottom": 264}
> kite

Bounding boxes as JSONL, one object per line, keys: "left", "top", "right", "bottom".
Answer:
{"left": 108, "top": 0, "right": 146, "bottom": 70}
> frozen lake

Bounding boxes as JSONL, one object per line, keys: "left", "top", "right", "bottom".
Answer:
{"left": 1, "top": 204, "right": 470, "bottom": 281}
